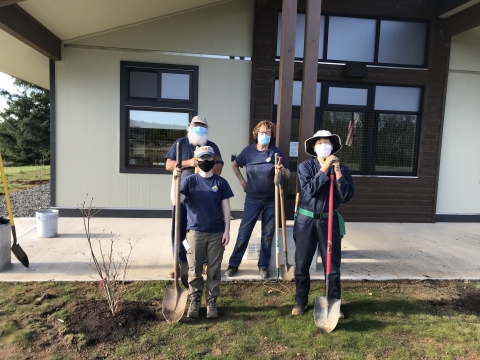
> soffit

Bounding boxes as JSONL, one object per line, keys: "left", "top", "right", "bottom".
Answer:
{"left": 18, "top": 0, "right": 229, "bottom": 41}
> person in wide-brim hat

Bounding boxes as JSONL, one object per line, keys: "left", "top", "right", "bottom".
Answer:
{"left": 304, "top": 130, "right": 342, "bottom": 157}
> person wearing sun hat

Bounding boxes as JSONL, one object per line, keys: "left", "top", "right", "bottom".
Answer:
{"left": 171, "top": 145, "right": 234, "bottom": 319}
{"left": 291, "top": 130, "right": 354, "bottom": 316}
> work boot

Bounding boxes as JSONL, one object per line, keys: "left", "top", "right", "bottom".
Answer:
{"left": 291, "top": 303, "right": 307, "bottom": 316}
{"left": 167, "top": 263, "right": 180, "bottom": 278}
{"left": 259, "top": 268, "right": 268, "bottom": 279}
{"left": 206, "top": 296, "right": 218, "bottom": 318}
{"left": 224, "top": 265, "right": 238, "bottom": 277}
{"left": 203, "top": 263, "right": 208, "bottom": 275}
{"left": 187, "top": 294, "right": 201, "bottom": 319}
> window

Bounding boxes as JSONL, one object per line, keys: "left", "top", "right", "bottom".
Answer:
{"left": 120, "top": 61, "right": 198, "bottom": 173}
{"left": 273, "top": 80, "right": 423, "bottom": 176}
{"left": 276, "top": 13, "right": 428, "bottom": 68}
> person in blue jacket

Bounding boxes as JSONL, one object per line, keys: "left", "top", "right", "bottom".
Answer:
{"left": 224, "top": 120, "right": 290, "bottom": 279}
{"left": 291, "top": 130, "right": 354, "bottom": 316}
{"left": 172, "top": 145, "right": 233, "bottom": 319}
{"left": 165, "top": 115, "right": 223, "bottom": 279}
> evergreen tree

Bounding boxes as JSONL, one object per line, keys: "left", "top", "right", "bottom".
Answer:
{"left": 0, "top": 78, "right": 50, "bottom": 165}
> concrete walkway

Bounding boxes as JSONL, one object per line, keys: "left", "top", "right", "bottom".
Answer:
{"left": 0, "top": 217, "right": 479, "bottom": 281}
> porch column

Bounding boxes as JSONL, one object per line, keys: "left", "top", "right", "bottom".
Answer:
{"left": 275, "top": 0, "right": 297, "bottom": 165}
{"left": 298, "top": 0, "right": 322, "bottom": 166}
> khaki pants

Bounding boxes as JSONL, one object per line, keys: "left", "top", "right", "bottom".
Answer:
{"left": 186, "top": 231, "right": 225, "bottom": 298}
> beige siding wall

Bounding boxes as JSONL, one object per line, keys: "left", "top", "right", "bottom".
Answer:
{"left": 55, "top": 0, "right": 253, "bottom": 210}
{"left": 436, "top": 27, "right": 480, "bottom": 214}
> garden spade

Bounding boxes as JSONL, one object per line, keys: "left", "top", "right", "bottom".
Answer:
{"left": 162, "top": 142, "right": 188, "bottom": 322}
{"left": 277, "top": 156, "right": 294, "bottom": 281}
{"left": 0, "top": 153, "right": 29, "bottom": 268}
{"left": 273, "top": 153, "right": 281, "bottom": 280}
{"left": 314, "top": 167, "right": 340, "bottom": 333}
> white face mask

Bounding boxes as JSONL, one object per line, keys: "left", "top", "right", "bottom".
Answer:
{"left": 315, "top": 143, "right": 332, "bottom": 158}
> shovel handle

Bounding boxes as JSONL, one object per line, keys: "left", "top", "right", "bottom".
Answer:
{"left": 326, "top": 166, "right": 335, "bottom": 275}
{"left": 274, "top": 153, "right": 280, "bottom": 277}
{"left": 0, "top": 153, "right": 14, "bottom": 227}
{"left": 173, "top": 142, "right": 183, "bottom": 288}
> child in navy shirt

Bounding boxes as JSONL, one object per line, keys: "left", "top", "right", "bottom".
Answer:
{"left": 171, "top": 145, "right": 234, "bottom": 319}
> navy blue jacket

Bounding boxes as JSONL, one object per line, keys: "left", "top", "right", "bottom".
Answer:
{"left": 297, "top": 158, "right": 354, "bottom": 214}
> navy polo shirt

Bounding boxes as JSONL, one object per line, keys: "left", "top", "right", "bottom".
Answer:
{"left": 235, "top": 144, "right": 288, "bottom": 198}
{"left": 180, "top": 174, "right": 234, "bottom": 232}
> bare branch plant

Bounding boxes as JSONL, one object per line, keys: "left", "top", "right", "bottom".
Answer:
{"left": 79, "top": 196, "right": 137, "bottom": 315}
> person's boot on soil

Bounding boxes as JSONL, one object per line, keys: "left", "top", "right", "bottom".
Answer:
{"left": 291, "top": 303, "right": 307, "bottom": 315}
{"left": 187, "top": 293, "right": 201, "bottom": 318}
{"left": 206, "top": 296, "right": 218, "bottom": 318}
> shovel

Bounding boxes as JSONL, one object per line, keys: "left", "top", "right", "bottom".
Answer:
{"left": 162, "top": 142, "right": 188, "bottom": 322}
{"left": 277, "top": 156, "right": 294, "bottom": 281}
{"left": 314, "top": 166, "right": 340, "bottom": 333}
{"left": 273, "top": 153, "right": 282, "bottom": 280}
{"left": 0, "top": 153, "right": 29, "bottom": 268}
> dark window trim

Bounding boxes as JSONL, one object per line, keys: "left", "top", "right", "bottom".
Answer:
{"left": 120, "top": 61, "right": 199, "bottom": 174}
{"left": 275, "top": 11, "right": 429, "bottom": 68}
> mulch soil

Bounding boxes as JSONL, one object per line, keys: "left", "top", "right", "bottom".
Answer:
{"left": 68, "top": 299, "right": 158, "bottom": 344}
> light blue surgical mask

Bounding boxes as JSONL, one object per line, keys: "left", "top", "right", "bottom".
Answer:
{"left": 258, "top": 134, "right": 271, "bottom": 145}
{"left": 191, "top": 126, "right": 207, "bottom": 135}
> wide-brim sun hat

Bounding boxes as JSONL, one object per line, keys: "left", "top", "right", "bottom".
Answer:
{"left": 304, "top": 130, "right": 342, "bottom": 157}
{"left": 195, "top": 145, "right": 215, "bottom": 158}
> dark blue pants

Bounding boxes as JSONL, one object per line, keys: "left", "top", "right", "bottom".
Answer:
{"left": 293, "top": 213, "right": 342, "bottom": 304}
{"left": 228, "top": 195, "right": 275, "bottom": 269}
{"left": 171, "top": 203, "right": 187, "bottom": 262}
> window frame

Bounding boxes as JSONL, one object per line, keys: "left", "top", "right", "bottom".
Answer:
{"left": 120, "top": 61, "right": 199, "bottom": 174}
{"left": 275, "top": 12, "right": 430, "bottom": 68}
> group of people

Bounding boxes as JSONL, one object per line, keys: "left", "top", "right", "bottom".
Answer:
{"left": 166, "top": 116, "right": 354, "bottom": 319}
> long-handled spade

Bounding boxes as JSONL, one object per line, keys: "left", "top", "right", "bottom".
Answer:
{"left": 314, "top": 167, "right": 341, "bottom": 333}
{"left": 0, "top": 153, "right": 29, "bottom": 268}
{"left": 162, "top": 142, "right": 188, "bottom": 322}
{"left": 276, "top": 156, "right": 294, "bottom": 281}
{"left": 273, "top": 153, "right": 281, "bottom": 280}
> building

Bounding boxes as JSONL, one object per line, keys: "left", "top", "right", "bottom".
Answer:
{"left": 1, "top": 0, "right": 479, "bottom": 222}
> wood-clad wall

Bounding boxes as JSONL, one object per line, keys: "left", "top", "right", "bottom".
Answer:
{"left": 251, "top": 0, "right": 450, "bottom": 222}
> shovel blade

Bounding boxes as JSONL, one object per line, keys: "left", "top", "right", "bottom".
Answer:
{"left": 280, "top": 264, "right": 294, "bottom": 281}
{"left": 162, "top": 286, "right": 188, "bottom": 323}
{"left": 180, "top": 262, "right": 189, "bottom": 288}
{"left": 11, "top": 243, "right": 29, "bottom": 268}
{"left": 313, "top": 295, "right": 341, "bottom": 333}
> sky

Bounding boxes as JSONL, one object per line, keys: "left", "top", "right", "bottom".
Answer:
{"left": 0, "top": 72, "right": 17, "bottom": 113}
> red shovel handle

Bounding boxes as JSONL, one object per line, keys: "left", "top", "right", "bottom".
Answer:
{"left": 326, "top": 167, "right": 335, "bottom": 275}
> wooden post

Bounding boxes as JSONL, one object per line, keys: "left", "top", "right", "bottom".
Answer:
{"left": 275, "top": 0, "right": 297, "bottom": 166}
{"left": 298, "top": 0, "right": 322, "bottom": 166}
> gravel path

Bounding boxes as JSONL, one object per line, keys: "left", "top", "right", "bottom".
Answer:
{"left": 0, "top": 184, "right": 51, "bottom": 218}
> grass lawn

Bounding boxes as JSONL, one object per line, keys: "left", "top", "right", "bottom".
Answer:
{"left": 0, "top": 280, "right": 479, "bottom": 359}
{"left": 0, "top": 165, "right": 50, "bottom": 193}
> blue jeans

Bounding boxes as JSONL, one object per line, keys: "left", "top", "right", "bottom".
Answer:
{"left": 228, "top": 195, "right": 275, "bottom": 269}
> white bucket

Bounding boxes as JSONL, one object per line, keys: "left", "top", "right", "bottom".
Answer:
{"left": 36, "top": 209, "right": 59, "bottom": 238}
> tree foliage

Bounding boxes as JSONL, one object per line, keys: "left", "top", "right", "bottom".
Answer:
{"left": 0, "top": 78, "right": 50, "bottom": 165}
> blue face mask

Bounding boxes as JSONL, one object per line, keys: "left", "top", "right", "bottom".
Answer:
{"left": 191, "top": 126, "right": 207, "bottom": 135}
{"left": 258, "top": 134, "right": 271, "bottom": 145}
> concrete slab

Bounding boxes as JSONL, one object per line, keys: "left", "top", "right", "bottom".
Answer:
{"left": 0, "top": 217, "right": 479, "bottom": 281}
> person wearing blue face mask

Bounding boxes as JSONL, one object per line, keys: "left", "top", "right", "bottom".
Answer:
{"left": 225, "top": 120, "right": 290, "bottom": 279}
{"left": 165, "top": 115, "right": 224, "bottom": 280}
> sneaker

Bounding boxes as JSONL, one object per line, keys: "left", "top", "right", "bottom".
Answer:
{"left": 224, "top": 265, "right": 238, "bottom": 277}
{"left": 259, "top": 268, "right": 268, "bottom": 279}
{"left": 187, "top": 294, "right": 201, "bottom": 319}
{"left": 291, "top": 303, "right": 307, "bottom": 316}
{"left": 206, "top": 296, "right": 218, "bottom": 318}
